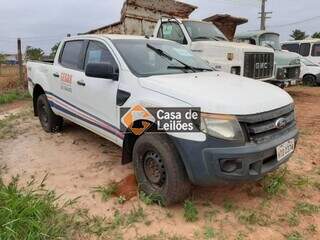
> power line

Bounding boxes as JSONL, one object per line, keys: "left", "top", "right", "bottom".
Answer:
{"left": 269, "top": 15, "right": 320, "bottom": 28}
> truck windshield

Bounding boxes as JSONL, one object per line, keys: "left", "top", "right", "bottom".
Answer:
{"left": 112, "top": 39, "right": 213, "bottom": 77}
{"left": 182, "top": 21, "right": 228, "bottom": 42}
{"left": 260, "top": 33, "right": 281, "bottom": 50}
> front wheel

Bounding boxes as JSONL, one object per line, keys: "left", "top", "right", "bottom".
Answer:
{"left": 37, "top": 94, "right": 63, "bottom": 133}
{"left": 303, "top": 75, "right": 317, "bottom": 86}
{"left": 133, "top": 133, "right": 191, "bottom": 206}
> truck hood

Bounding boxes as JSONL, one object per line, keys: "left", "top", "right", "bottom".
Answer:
{"left": 275, "top": 50, "right": 300, "bottom": 67}
{"left": 139, "top": 71, "right": 293, "bottom": 115}
{"left": 190, "top": 41, "right": 273, "bottom": 62}
{"left": 191, "top": 41, "right": 274, "bottom": 52}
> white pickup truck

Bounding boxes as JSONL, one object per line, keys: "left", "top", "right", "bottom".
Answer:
{"left": 153, "top": 19, "right": 275, "bottom": 81}
{"left": 27, "top": 35, "right": 298, "bottom": 205}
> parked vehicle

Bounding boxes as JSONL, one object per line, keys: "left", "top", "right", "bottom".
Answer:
{"left": 153, "top": 19, "right": 275, "bottom": 81}
{"left": 282, "top": 39, "right": 320, "bottom": 65}
{"left": 27, "top": 35, "right": 298, "bottom": 205}
{"left": 236, "top": 31, "right": 301, "bottom": 87}
{"left": 300, "top": 57, "right": 320, "bottom": 86}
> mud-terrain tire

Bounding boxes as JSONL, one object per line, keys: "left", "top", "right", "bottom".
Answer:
{"left": 37, "top": 94, "right": 63, "bottom": 133}
{"left": 133, "top": 133, "right": 191, "bottom": 205}
{"left": 303, "top": 75, "right": 317, "bottom": 86}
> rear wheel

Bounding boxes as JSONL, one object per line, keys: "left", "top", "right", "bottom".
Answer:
{"left": 133, "top": 133, "right": 191, "bottom": 205}
{"left": 37, "top": 94, "right": 63, "bottom": 133}
{"left": 303, "top": 75, "right": 317, "bottom": 86}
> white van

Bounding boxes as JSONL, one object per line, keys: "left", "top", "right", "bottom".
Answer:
{"left": 282, "top": 39, "right": 320, "bottom": 65}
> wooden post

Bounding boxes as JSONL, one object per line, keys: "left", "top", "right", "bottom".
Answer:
{"left": 17, "top": 38, "right": 23, "bottom": 83}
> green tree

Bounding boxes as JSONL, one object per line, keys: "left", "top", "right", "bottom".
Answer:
{"left": 312, "top": 32, "right": 320, "bottom": 39}
{"left": 290, "top": 29, "right": 309, "bottom": 40}
{"left": 49, "top": 42, "right": 60, "bottom": 59}
{"left": 0, "top": 53, "right": 6, "bottom": 75}
{"left": 25, "top": 46, "right": 44, "bottom": 61}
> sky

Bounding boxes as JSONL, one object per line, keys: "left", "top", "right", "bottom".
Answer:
{"left": 0, "top": 0, "right": 319, "bottom": 54}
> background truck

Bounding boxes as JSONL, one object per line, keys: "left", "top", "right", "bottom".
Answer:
{"left": 153, "top": 18, "right": 275, "bottom": 81}
{"left": 87, "top": 0, "right": 275, "bottom": 82}
{"left": 236, "top": 31, "right": 301, "bottom": 87}
{"left": 27, "top": 34, "right": 298, "bottom": 205}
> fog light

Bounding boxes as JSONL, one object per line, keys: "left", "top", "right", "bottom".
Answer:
{"left": 220, "top": 159, "right": 242, "bottom": 173}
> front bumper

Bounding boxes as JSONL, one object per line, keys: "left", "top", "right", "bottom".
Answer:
{"left": 170, "top": 127, "right": 299, "bottom": 186}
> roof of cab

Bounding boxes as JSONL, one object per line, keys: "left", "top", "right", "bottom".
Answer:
{"left": 281, "top": 38, "right": 320, "bottom": 44}
{"left": 236, "top": 30, "right": 279, "bottom": 39}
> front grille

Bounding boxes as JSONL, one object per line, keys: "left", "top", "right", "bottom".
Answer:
{"left": 277, "top": 67, "right": 300, "bottom": 80}
{"left": 244, "top": 52, "right": 274, "bottom": 79}
{"left": 238, "top": 104, "right": 296, "bottom": 143}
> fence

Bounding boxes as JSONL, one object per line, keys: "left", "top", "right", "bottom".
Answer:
{"left": 0, "top": 64, "right": 27, "bottom": 92}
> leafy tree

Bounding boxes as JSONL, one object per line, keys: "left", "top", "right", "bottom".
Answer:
{"left": 25, "top": 46, "right": 44, "bottom": 61}
{"left": 50, "top": 42, "right": 60, "bottom": 59}
{"left": 312, "top": 32, "right": 320, "bottom": 39}
{"left": 0, "top": 53, "right": 6, "bottom": 75}
{"left": 290, "top": 29, "right": 309, "bottom": 40}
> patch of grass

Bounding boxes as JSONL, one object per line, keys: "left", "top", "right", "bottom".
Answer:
{"left": 286, "top": 212, "right": 300, "bottom": 227}
{"left": 137, "top": 231, "right": 186, "bottom": 240}
{"left": 139, "top": 191, "right": 163, "bottom": 206}
{"left": 126, "top": 206, "right": 145, "bottom": 226}
{"left": 237, "top": 209, "right": 270, "bottom": 226}
{"left": 286, "top": 231, "right": 303, "bottom": 240}
{"left": 116, "top": 196, "right": 126, "bottom": 205}
{"left": 203, "top": 226, "right": 216, "bottom": 240}
{"left": 294, "top": 202, "right": 319, "bottom": 215}
{"left": 0, "top": 108, "right": 32, "bottom": 139}
{"left": 92, "top": 182, "right": 118, "bottom": 201}
{"left": 306, "top": 224, "right": 317, "bottom": 234}
{"left": 289, "top": 175, "right": 310, "bottom": 189}
{"left": 204, "top": 209, "right": 220, "bottom": 223}
{"left": 183, "top": 200, "right": 198, "bottom": 222}
{"left": 0, "top": 176, "right": 76, "bottom": 239}
{"left": 223, "top": 198, "right": 236, "bottom": 212}
{"left": 235, "top": 231, "right": 248, "bottom": 240}
{"left": 262, "top": 167, "right": 287, "bottom": 196}
{"left": 0, "top": 89, "right": 30, "bottom": 105}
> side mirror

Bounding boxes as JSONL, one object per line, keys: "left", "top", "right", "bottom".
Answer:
{"left": 85, "top": 63, "right": 119, "bottom": 81}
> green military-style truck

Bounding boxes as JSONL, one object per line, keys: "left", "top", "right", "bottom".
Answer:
{"left": 236, "top": 31, "right": 301, "bottom": 88}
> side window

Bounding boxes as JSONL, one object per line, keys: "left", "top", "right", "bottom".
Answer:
{"left": 299, "top": 43, "right": 311, "bottom": 56}
{"left": 311, "top": 43, "right": 320, "bottom": 56}
{"left": 282, "top": 43, "right": 299, "bottom": 53}
{"left": 157, "top": 22, "right": 187, "bottom": 45}
{"left": 84, "top": 41, "right": 118, "bottom": 71}
{"left": 60, "top": 41, "right": 84, "bottom": 70}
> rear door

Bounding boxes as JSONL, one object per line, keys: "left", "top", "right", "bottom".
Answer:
{"left": 74, "top": 40, "right": 121, "bottom": 140}
{"left": 50, "top": 40, "right": 86, "bottom": 110}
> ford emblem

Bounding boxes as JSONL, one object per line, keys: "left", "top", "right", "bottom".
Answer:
{"left": 275, "top": 118, "right": 287, "bottom": 129}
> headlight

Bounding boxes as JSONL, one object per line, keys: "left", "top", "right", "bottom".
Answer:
{"left": 200, "top": 113, "right": 245, "bottom": 141}
{"left": 231, "top": 66, "right": 241, "bottom": 75}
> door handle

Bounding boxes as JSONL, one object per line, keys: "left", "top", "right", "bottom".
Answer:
{"left": 77, "top": 80, "right": 86, "bottom": 86}
{"left": 53, "top": 73, "right": 60, "bottom": 78}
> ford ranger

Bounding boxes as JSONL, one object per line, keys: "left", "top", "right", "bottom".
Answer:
{"left": 27, "top": 35, "right": 298, "bottom": 205}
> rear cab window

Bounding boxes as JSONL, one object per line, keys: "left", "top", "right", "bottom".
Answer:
{"left": 59, "top": 40, "right": 85, "bottom": 70}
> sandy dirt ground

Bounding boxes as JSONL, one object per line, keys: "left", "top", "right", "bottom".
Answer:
{"left": 0, "top": 86, "right": 319, "bottom": 240}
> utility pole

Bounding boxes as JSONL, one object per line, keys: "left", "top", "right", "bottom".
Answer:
{"left": 17, "top": 38, "right": 24, "bottom": 83}
{"left": 259, "top": 0, "right": 272, "bottom": 30}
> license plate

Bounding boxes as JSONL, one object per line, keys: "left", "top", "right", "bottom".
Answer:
{"left": 291, "top": 80, "right": 297, "bottom": 85}
{"left": 277, "top": 139, "right": 295, "bottom": 161}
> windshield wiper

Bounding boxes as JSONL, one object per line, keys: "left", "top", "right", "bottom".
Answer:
{"left": 193, "top": 36, "right": 217, "bottom": 41}
{"left": 168, "top": 65, "right": 213, "bottom": 72}
{"left": 264, "top": 43, "right": 275, "bottom": 50}
{"left": 146, "top": 43, "right": 196, "bottom": 72}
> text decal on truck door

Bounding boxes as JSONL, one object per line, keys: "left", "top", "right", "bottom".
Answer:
{"left": 60, "top": 73, "right": 73, "bottom": 93}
